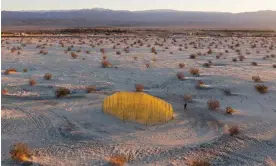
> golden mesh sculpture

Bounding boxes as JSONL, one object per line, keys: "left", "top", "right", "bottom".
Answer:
{"left": 103, "top": 92, "right": 174, "bottom": 125}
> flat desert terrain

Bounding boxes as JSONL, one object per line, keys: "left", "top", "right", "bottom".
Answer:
{"left": 1, "top": 35, "right": 276, "bottom": 165}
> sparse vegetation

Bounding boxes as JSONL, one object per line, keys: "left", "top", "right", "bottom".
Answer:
{"left": 23, "top": 68, "right": 28, "bottom": 72}
{"left": 56, "top": 87, "right": 70, "bottom": 98}
{"left": 4, "top": 68, "right": 17, "bottom": 75}
{"left": 44, "top": 73, "right": 52, "bottom": 80}
{"left": 10, "top": 143, "right": 32, "bottom": 162}
{"left": 135, "top": 84, "right": 144, "bottom": 92}
{"left": 252, "top": 62, "right": 258, "bottom": 66}
{"left": 86, "top": 86, "right": 96, "bottom": 93}
{"left": 226, "top": 106, "right": 235, "bottom": 114}
{"left": 101, "top": 60, "right": 111, "bottom": 68}
{"left": 255, "top": 84, "right": 268, "bottom": 94}
{"left": 71, "top": 52, "right": 78, "bottom": 59}
{"left": 29, "top": 79, "right": 36, "bottom": 86}
{"left": 252, "top": 76, "right": 261, "bottom": 82}
{"left": 179, "top": 63, "right": 185, "bottom": 68}
{"left": 189, "top": 68, "right": 200, "bottom": 76}
{"left": 228, "top": 126, "right": 239, "bottom": 136}
{"left": 190, "top": 160, "right": 211, "bottom": 166}
{"left": 207, "top": 100, "right": 220, "bottom": 110}
{"left": 177, "top": 72, "right": 185, "bottom": 80}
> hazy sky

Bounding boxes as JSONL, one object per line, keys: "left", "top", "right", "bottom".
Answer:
{"left": 2, "top": 0, "right": 276, "bottom": 12}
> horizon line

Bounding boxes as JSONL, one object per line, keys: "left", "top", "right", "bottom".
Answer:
{"left": 1, "top": 8, "right": 275, "bottom": 14}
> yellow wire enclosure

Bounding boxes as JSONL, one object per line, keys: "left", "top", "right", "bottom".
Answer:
{"left": 103, "top": 92, "right": 174, "bottom": 125}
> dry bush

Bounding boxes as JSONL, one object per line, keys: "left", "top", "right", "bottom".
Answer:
{"left": 179, "top": 63, "right": 185, "bottom": 68}
{"left": 228, "top": 126, "right": 239, "bottom": 136}
{"left": 23, "top": 68, "right": 28, "bottom": 72}
{"left": 100, "top": 48, "right": 105, "bottom": 53}
{"left": 190, "top": 160, "right": 211, "bottom": 166}
{"left": 255, "top": 84, "right": 268, "bottom": 94}
{"left": 86, "top": 50, "right": 90, "bottom": 54}
{"left": 2, "top": 89, "right": 8, "bottom": 95}
{"left": 226, "top": 106, "right": 235, "bottom": 114}
{"left": 101, "top": 60, "right": 111, "bottom": 68}
{"left": 232, "top": 58, "right": 237, "bottom": 62}
{"left": 273, "top": 64, "right": 276, "bottom": 68}
{"left": 222, "top": 88, "right": 232, "bottom": 96}
{"left": 10, "top": 143, "right": 32, "bottom": 162}
{"left": 196, "top": 80, "right": 205, "bottom": 89}
{"left": 183, "top": 94, "right": 192, "bottom": 102}
{"left": 207, "top": 49, "right": 212, "bottom": 54}
{"left": 152, "top": 56, "right": 157, "bottom": 62}
{"left": 216, "top": 55, "right": 221, "bottom": 59}
{"left": 29, "top": 79, "right": 36, "bottom": 86}
{"left": 11, "top": 47, "right": 17, "bottom": 53}
{"left": 207, "top": 100, "right": 220, "bottom": 110}
{"left": 103, "top": 55, "right": 107, "bottom": 60}
{"left": 116, "top": 51, "right": 121, "bottom": 55}
{"left": 56, "top": 87, "right": 70, "bottom": 98}
{"left": 107, "top": 154, "right": 133, "bottom": 166}
{"left": 252, "top": 62, "right": 258, "bottom": 66}
{"left": 190, "top": 54, "right": 197, "bottom": 59}
{"left": 189, "top": 68, "right": 200, "bottom": 76}
{"left": 133, "top": 56, "right": 138, "bottom": 61}
{"left": 225, "top": 50, "right": 229, "bottom": 53}
{"left": 252, "top": 76, "right": 261, "bottom": 82}
{"left": 146, "top": 64, "right": 150, "bottom": 68}
{"left": 4, "top": 68, "right": 17, "bottom": 75}
{"left": 86, "top": 86, "right": 96, "bottom": 93}
{"left": 177, "top": 72, "right": 185, "bottom": 80}
{"left": 151, "top": 47, "right": 156, "bottom": 53}
{"left": 71, "top": 52, "right": 78, "bottom": 59}
{"left": 135, "top": 84, "right": 144, "bottom": 92}
{"left": 203, "top": 63, "right": 211, "bottom": 68}
{"left": 44, "top": 73, "right": 52, "bottom": 80}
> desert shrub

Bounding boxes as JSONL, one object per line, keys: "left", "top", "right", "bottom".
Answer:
{"left": 251, "top": 62, "right": 258, "bottom": 66}
{"left": 252, "top": 76, "right": 261, "bottom": 82}
{"left": 177, "top": 72, "right": 185, "bottom": 80}
{"left": 11, "top": 47, "right": 17, "bottom": 53}
{"left": 273, "top": 64, "right": 276, "bottom": 68}
{"left": 207, "top": 100, "right": 220, "bottom": 110}
{"left": 271, "top": 54, "right": 275, "bottom": 58}
{"left": 86, "top": 86, "right": 96, "bottom": 93}
{"left": 10, "top": 143, "right": 32, "bottom": 162}
{"left": 100, "top": 48, "right": 105, "bottom": 53}
{"left": 101, "top": 60, "right": 111, "bottom": 68}
{"left": 216, "top": 55, "right": 221, "bottom": 59}
{"left": 71, "top": 52, "right": 78, "bottom": 59}
{"left": 226, "top": 107, "right": 235, "bottom": 114}
{"left": 29, "top": 79, "right": 36, "bottom": 86}
{"left": 203, "top": 63, "right": 211, "bottom": 68}
{"left": 189, "top": 68, "right": 200, "bottom": 76}
{"left": 207, "top": 49, "right": 212, "bottom": 54}
{"left": 232, "top": 58, "right": 237, "bottom": 62}
{"left": 4, "top": 68, "right": 17, "bottom": 75}
{"left": 107, "top": 154, "right": 133, "bottom": 166}
{"left": 183, "top": 94, "right": 192, "bottom": 102}
{"left": 56, "top": 87, "right": 70, "bottom": 98}
{"left": 255, "top": 84, "right": 268, "bottom": 94}
{"left": 135, "top": 84, "right": 144, "bottom": 92}
{"left": 102, "top": 55, "right": 107, "bottom": 60}
{"left": 190, "top": 54, "right": 197, "bottom": 59}
{"left": 196, "top": 80, "right": 205, "bottom": 89}
{"left": 190, "top": 160, "right": 211, "bottom": 166}
{"left": 179, "top": 63, "right": 185, "bottom": 68}
{"left": 146, "top": 64, "right": 150, "bottom": 68}
{"left": 152, "top": 56, "right": 157, "bottom": 62}
{"left": 116, "top": 51, "right": 121, "bottom": 55}
{"left": 225, "top": 50, "right": 229, "bottom": 53}
{"left": 23, "top": 68, "right": 28, "bottom": 72}
{"left": 151, "top": 47, "right": 156, "bottom": 53}
{"left": 86, "top": 50, "right": 90, "bottom": 54}
{"left": 228, "top": 126, "right": 239, "bottom": 136}
{"left": 2, "top": 89, "right": 8, "bottom": 95}
{"left": 222, "top": 88, "right": 232, "bottom": 96}
{"left": 133, "top": 56, "right": 138, "bottom": 61}
{"left": 44, "top": 73, "right": 52, "bottom": 80}
{"left": 76, "top": 49, "right": 81, "bottom": 53}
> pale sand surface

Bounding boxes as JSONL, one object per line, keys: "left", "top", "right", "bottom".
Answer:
{"left": 1, "top": 36, "right": 276, "bottom": 165}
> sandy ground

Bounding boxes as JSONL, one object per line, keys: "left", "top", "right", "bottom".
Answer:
{"left": 1, "top": 36, "right": 276, "bottom": 166}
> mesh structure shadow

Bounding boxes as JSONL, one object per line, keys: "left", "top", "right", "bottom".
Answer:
{"left": 103, "top": 92, "right": 174, "bottom": 125}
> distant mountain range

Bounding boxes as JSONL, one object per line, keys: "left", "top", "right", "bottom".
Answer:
{"left": 2, "top": 8, "right": 276, "bottom": 30}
